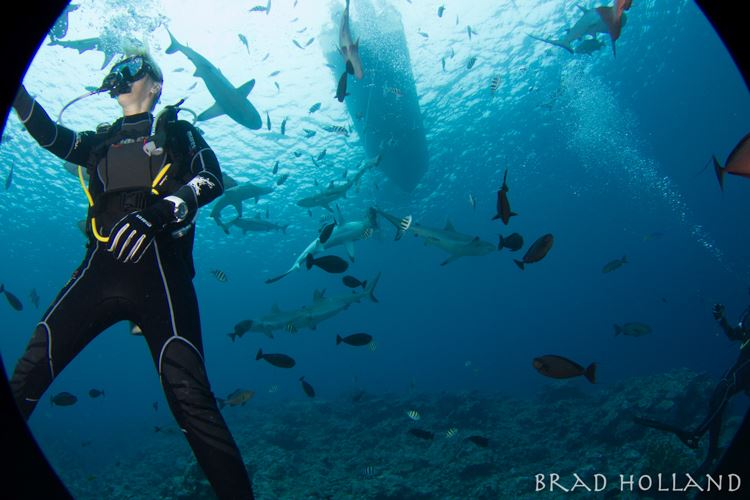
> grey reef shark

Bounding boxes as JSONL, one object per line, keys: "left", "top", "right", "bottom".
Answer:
{"left": 166, "top": 29, "right": 262, "bottom": 130}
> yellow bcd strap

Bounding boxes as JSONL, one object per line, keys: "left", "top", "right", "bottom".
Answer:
{"left": 77, "top": 163, "right": 172, "bottom": 243}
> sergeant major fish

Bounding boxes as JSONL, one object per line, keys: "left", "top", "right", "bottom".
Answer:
{"left": 602, "top": 255, "right": 627, "bottom": 273}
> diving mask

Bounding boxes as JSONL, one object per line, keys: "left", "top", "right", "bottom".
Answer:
{"left": 100, "top": 56, "right": 159, "bottom": 97}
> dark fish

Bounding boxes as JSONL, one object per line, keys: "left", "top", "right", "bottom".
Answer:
{"left": 491, "top": 169, "right": 517, "bottom": 225}
{"left": 465, "top": 435, "right": 490, "bottom": 448}
{"left": 408, "top": 428, "right": 434, "bottom": 440}
{"left": 211, "top": 269, "right": 228, "bottom": 282}
{"left": 713, "top": 132, "right": 750, "bottom": 190}
{"left": 5, "top": 163, "right": 13, "bottom": 189}
{"left": 309, "top": 102, "right": 321, "bottom": 113}
{"left": 276, "top": 173, "right": 290, "bottom": 186}
{"left": 316, "top": 149, "right": 327, "bottom": 161}
{"left": 281, "top": 117, "right": 287, "bottom": 135}
{"left": 262, "top": 52, "right": 270, "bottom": 61}
{"left": 88, "top": 389, "right": 105, "bottom": 398}
{"left": 335, "top": 71, "right": 349, "bottom": 103}
{"left": 533, "top": 355, "right": 596, "bottom": 384}
{"left": 438, "top": 5, "right": 445, "bottom": 17}
{"left": 153, "top": 426, "right": 162, "bottom": 433}
{"left": 266, "top": 0, "right": 272, "bottom": 15}
{"left": 300, "top": 376, "right": 316, "bottom": 398}
{"left": 256, "top": 349, "right": 296, "bottom": 368}
{"left": 466, "top": 56, "right": 477, "bottom": 70}
{"left": 238, "top": 34, "right": 250, "bottom": 53}
{"left": 498, "top": 233, "right": 523, "bottom": 252}
{"left": 305, "top": 37, "right": 315, "bottom": 47}
{"left": 274, "top": 81, "right": 280, "bottom": 93}
{"left": 0, "top": 284, "right": 23, "bottom": 311}
{"left": 602, "top": 255, "right": 627, "bottom": 273}
{"left": 305, "top": 254, "right": 349, "bottom": 274}
{"left": 319, "top": 221, "right": 337, "bottom": 244}
{"left": 303, "top": 128, "right": 317, "bottom": 138}
{"left": 272, "top": 161, "right": 279, "bottom": 175}
{"left": 613, "top": 322, "right": 651, "bottom": 337}
{"left": 342, "top": 275, "right": 367, "bottom": 289}
{"left": 293, "top": 39, "right": 304, "bottom": 49}
{"left": 228, "top": 319, "right": 254, "bottom": 342}
{"left": 187, "top": 82, "right": 197, "bottom": 90}
{"left": 266, "top": 111, "right": 271, "bottom": 131}
{"left": 249, "top": 5, "right": 267, "bottom": 12}
{"left": 268, "top": 70, "right": 281, "bottom": 77}
{"left": 153, "top": 401, "right": 158, "bottom": 411}
{"left": 441, "top": 57, "right": 446, "bottom": 71}
{"left": 467, "top": 25, "right": 473, "bottom": 40}
{"left": 417, "top": 30, "right": 429, "bottom": 39}
{"left": 307, "top": 209, "right": 313, "bottom": 217}
{"left": 336, "top": 333, "right": 373, "bottom": 346}
{"left": 265, "top": 207, "right": 270, "bottom": 219}
{"left": 514, "top": 234, "right": 553, "bottom": 270}
{"left": 29, "top": 288, "right": 40, "bottom": 308}
{"left": 51, "top": 391, "right": 78, "bottom": 406}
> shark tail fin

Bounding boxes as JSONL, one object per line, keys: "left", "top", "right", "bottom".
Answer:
{"left": 514, "top": 259, "right": 525, "bottom": 270}
{"left": 498, "top": 235, "right": 505, "bottom": 251}
{"left": 584, "top": 363, "right": 597, "bottom": 384}
{"left": 613, "top": 324, "right": 622, "bottom": 336}
{"left": 713, "top": 155, "right": 726, "bottom": 191}
{"left": 367, "top": 207, "right": 379, "bottom": 229}
{"left": 217, "top": 398, "right": 226, "bottom": 410}
{"left": 527, "top": 34, "right": 573, "bottom": 54}
{"left": 365, "top": 272, "right": 381, "bottom": 303}
{"left": 228, "top": 332, "right": 237, "bottom": 342}
{"left": 0, "top": 284, "right": 3, "bottom": 294}
{"left": 491, "top": 213, "right": 501, "bottom": 221}
{"left": 256, "top": 349, "right": 263, "bottom": 361}
{"left": 622, "top": 255, "right": 627, "bottom": 264}
{"left": 336, "top": 334, "right": 343, "bottom": 345}
{"left": 165, "top": 29, "right": 180, "bottom": 54}
{"left": 346, "top": 60, "right": 354, "bottom": 75}
{"left": 306, "top": 253, "right": 314, "bottom": 270}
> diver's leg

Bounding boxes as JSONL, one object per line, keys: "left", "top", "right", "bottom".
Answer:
{"left": 140, "top": 241, "right": 253, "bottom": 499}
{"left": 9, "top": 246, "right": 122, "bottom": 419}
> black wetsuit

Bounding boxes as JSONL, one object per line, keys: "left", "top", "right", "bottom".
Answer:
{"left": 636, "top": 305, "right": 750, "bottom": 473}
{"left": 9, "top": 87, "right": 254, "bottom": 499}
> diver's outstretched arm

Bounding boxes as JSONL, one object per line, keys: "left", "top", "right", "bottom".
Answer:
{"left": 12, "top": 85, "right": 94, "bottom": 166}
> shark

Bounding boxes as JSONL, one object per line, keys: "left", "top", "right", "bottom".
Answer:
{"left": 47, "top": 34, "right": 122, "bottom": 70}
{"left": 265, "top": 206, "right": 378, "bottom": 284}
{"left": 528, "top": 4, "right": 628, "bottom": 56}
{"left": 210, "top": 182, "right": 275, "bottom": 233}
{"left": 296, "top": 154, "right": 380, "bottom": 212}
{"left": 165, "top": 29, "right": 262, "bottom": 130}
{"left": 251, "top": 273, "right": 380, "bottom": 336}
{"left": 374, "top": 208, "right": 496, "bottom": 266}
{"left": 229, "top": 216, "right": 288, "bottom": 234}
{"left": 339, "top": 0, "right": 364, "bottom": 79}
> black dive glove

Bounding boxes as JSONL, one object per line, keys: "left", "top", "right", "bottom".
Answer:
{"left": 108, "top": 196, "right": 186, "bottom": 263}
{"left": 712, "top": 304, "right": 726, "bottom": 321}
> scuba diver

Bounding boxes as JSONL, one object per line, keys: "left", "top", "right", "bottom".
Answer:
{"left": 634, "top": 301, "right": 750, "bottom": 474}
{"left": 9, "top": 49, "right": 254, "bottom": 499}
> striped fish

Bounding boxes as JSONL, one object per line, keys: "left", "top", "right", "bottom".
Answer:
{"left": 362, "top": 466, "right": 376, "bottom": 478}
{"left": 406, "top": 410, "right": 421, "bottom": 421}
{"left": 323, "top": 125, "right": 350, "bottom": 137}
{"left": 368, "top": 341, "right": 377, "bottom": 351}
{"left": 490, "top": 76, "right": 501, "bottom": 94}
{"left": 211, "top": 270, "right": 228, "bottom": 282}
{"left": 445, "top": 427, "right": 458, "bottom": 439}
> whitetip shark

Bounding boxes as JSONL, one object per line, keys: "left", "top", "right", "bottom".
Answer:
{"left": 210, "top": 182, "right": 275, "bottom": 233}
{"left": 339, "top": 0, "right": 364, "bottom": 79}
{"left": 374, "top": 208, "right": 496, "bottom": 266}
{"left": 252, "top": 273, "right": 381, "bottom": 336}
{"left": 265, "top": 206, "right": 378, "bottom": 284}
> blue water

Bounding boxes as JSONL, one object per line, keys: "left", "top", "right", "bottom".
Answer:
{"left": 1, "top": 0, "right": 749, "bottom": 496}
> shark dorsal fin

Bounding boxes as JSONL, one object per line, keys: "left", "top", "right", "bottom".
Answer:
{"left": 313, "top": 289, "right": 326, "bottom": 302}
{"left": 237, "top": 79, "right": 256, "bottom": 97}
{"left": 271, "top": 304, "right": 281, "bottom": 313}
{"left": 444, "top": 219, "right": 455, "bottom": 232}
